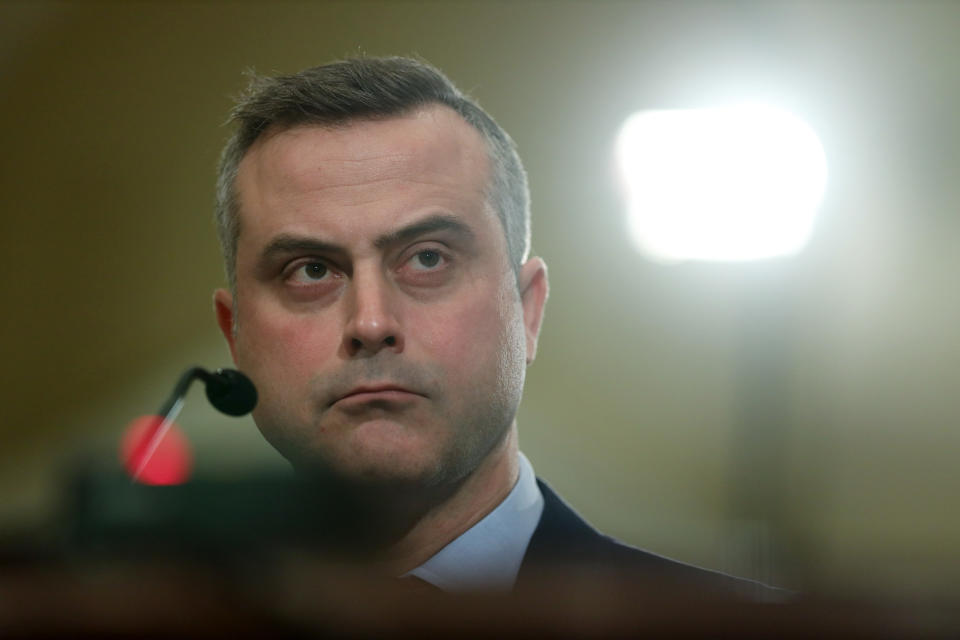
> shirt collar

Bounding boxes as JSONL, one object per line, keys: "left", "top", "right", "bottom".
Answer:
{"left": 406, "top": 451, "right": 544, "bottom": 591}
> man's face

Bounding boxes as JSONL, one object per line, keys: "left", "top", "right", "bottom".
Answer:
{"left": 215, "top": 105, "right": 547, "bottom": 487}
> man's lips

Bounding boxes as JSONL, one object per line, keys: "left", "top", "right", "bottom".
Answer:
{"left": 332, "top": 385, "right": 424, "bottom": 407}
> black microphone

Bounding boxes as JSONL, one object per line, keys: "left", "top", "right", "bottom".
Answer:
{"left": 128, "top": 367, "right": 258, "bottom": 482}
{"left": 156, "top": 367, "right": 258, "bottom": 418}
{"left": 202, "top": 368, "right": 258, "bottom": 416}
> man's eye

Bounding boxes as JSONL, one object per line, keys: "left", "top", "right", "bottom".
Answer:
{"left": 302, "top": 262, "right": 328, "bottom": 279}
{"left": 411, "top": 250, "right": 443, "bottom": 270}
{"left": 287, "top": 261, "right": 331, "bottom": 284}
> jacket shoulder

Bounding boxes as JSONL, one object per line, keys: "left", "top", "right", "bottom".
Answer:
{"left": 518, "top": 479, "right": 781, "bottom": 600}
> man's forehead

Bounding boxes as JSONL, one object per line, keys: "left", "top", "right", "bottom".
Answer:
{"left": 239, "top": 105, "right": 491, "bottom": 195}
{"left": 230, "top": 103, "right": 508, "bottom": 267}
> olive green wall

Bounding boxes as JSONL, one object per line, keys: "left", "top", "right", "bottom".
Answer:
{"left": 2, "top": 1, "right": 959, "bottom": 598}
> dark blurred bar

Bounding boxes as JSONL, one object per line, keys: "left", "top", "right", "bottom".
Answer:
{"left": 1, "top": 468, "right": 958, "bottom": 637}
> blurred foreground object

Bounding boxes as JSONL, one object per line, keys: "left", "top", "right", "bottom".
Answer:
{"left": 0, "top": 467, "right": 958, "bottom": 637}
{"left": 120, "top": 416, "right": 192, "bottom": 485}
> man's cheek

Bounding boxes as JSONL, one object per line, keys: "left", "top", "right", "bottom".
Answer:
{"left": 242, "top": 313, "right": 338, "bottom": 376}
{"left": 418, "top": 299, "right": 506, "bottom": 370}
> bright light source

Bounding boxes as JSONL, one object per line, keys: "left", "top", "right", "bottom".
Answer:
{"left": 615, "top": 104, "right": 827, "bottom": 262}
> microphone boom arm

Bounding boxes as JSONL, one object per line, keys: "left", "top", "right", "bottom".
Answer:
{"left": 130, "top": 367, "right": 257, "bottom": 483}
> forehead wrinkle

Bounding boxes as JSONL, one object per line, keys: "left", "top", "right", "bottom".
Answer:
{"left": 270, "top": 168, "right": 488, "bottom": 217}
{"left": 269, "top": 151, "right": 418, "bottom": 194}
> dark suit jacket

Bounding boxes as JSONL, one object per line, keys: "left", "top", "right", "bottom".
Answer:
{"left": 516, "top": 480, "right": 776, "bottom": 601}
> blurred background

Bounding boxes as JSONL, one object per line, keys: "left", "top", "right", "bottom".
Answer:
{"left": 1, "top": 0, "right": 958, "bottom": 601}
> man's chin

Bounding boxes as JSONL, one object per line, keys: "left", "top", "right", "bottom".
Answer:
{"left": 288, "top": 445, "right": 449, "bottom": 488}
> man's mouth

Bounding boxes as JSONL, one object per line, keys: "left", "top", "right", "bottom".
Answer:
{"left": 332, "top": 384, "right": 423, "bottom": 407}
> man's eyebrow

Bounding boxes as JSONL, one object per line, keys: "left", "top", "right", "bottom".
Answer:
{"left": 373, "top": 214, "right": 475, "bottom": 249}
{"left": 258, "top": 214, "right": 475, "bottom": 265}
{"left": 259, "top": 236, "right": 346, "bottom": 263}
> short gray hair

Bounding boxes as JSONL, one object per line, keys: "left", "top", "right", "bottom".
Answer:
{"left": 215, "top": 56, "right": 530, "bottom": 291}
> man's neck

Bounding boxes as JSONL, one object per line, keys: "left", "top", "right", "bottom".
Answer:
{"left": 370, "top": 426, "right": 520, "bottom": 576}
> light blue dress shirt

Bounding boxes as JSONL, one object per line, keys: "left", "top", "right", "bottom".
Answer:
{"left": 406, "top": 452, "right": 544, "bottom": 591}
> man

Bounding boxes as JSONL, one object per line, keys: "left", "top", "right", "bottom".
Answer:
{"left": 212, "top": 56, "right": 758, "bottom": 596}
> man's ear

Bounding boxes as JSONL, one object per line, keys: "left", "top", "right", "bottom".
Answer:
{"left": 517, "top": 257, "right": 549, "bottom": 365}
{"left": 213, "top": 288, "right": 238, "bottom": 364}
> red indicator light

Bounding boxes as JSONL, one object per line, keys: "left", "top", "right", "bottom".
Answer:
{"left": 120, "top": 415, "right": 192, "bottom": 485}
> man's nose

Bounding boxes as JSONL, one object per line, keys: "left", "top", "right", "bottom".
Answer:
{"left": 342, "top": 271, "right": 404, "bottom": 357}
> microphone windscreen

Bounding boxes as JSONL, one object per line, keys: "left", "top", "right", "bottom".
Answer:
{"left": 205, "top": 369, "right": 258, "bottom": 416}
